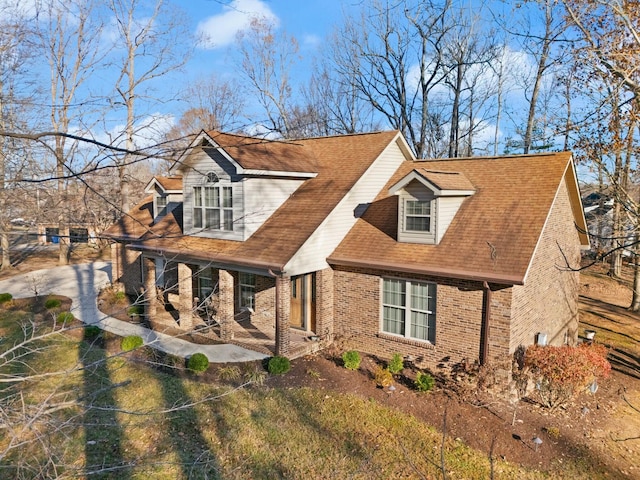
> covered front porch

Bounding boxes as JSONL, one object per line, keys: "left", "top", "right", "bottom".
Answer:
{"left": 140, "top": 256, "right": 334, "bottom": 359}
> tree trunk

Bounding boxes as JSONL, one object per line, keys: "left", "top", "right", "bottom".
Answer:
{"left": 0, "top": 230, "right": 11, "bottom": 271}
{"left": 631, "top": 242, "right": 640, "bottom": 311}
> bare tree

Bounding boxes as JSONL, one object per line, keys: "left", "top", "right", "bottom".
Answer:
{"left": 331, "top": 0, "right": 454, "bottom": 158}
{"left": 35, "top": 0, "right": 106, "bottom": 266}
{"left": 235, "top": 16, "right": 300, "bottom": 138}
{"left": 107, "top": 0, "right": 191, "bottom": 212}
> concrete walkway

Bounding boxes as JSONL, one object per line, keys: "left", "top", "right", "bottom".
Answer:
{"left": 0, "top": 262, "right": 267, "bottom": 363}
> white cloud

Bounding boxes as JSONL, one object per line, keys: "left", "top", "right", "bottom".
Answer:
{"left": 196, "top": 0, "right": 278, "bottom": 50}
{"left": 302, "top": 34, "right": 321, "bottom": 49}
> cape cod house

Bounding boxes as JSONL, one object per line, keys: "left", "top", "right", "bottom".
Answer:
{"left": 104, "top": 130, "right": 589, "bottom": 370}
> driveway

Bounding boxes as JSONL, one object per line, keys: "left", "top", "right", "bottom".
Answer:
{"left": 0, "top": 262, "right": 266, "bottom": 363}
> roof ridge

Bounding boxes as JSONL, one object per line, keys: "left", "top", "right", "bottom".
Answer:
{"left": 415, "top": 151, "right": 570, "bottom": 162}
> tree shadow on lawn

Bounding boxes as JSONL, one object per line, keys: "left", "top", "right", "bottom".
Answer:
{"left": 80, "top": 329, "right": 132, "bottom": 479}
{"left": 149, "top": 349, "right": 223, "bottom": 479}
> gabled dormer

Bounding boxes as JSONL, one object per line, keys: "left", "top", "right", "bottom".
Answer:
{"left": 144, "top": 176, "right": 183, "bottom": 222}
{"left": 389, "top": 169, "right": 475, "bottom": 244}
{"left": 169, "top": 130, "right": 318, "bottom": 242}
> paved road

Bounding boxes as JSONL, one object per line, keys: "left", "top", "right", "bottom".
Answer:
{"left": 0, "top": 262, "right": 266, "bottom": 363}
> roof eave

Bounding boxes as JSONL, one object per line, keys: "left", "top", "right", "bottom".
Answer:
{"left": 127, "top": 243, "right": 286, "bottom": 276}
{"left": 327, "top": 255, "right": 523, "bottom": 286}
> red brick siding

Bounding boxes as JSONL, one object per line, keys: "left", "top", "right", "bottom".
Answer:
{"left": 510, "top": 180, "right": 581, "bottom": 351}
{"left": 315, "top": 268, "right": 334, "bottom": 346}
{"left": 333, "top": 265, "right": 508, "bottom": 370}
{"left": 110, "top": 243, "right": 142, "bottom": 295}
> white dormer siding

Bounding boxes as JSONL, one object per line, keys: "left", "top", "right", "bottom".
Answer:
{"left": 398, "top": 181, "right": 437, "bottom": 244}
{"left": 181, "top": 146, "right": 308, "bottom": 241}
{"left": 391, "top": 170, "right": 475, "bottom": 245}
{"left": 183, "top": 148, "right": 245, "bottom": 241}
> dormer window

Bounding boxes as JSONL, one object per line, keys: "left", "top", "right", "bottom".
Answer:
{"left": 405, "top": 200, "right": 432, "bottom": 232}
{"left": 156, "top": 195, "right": 168, "bottom": 217}
{"left": 390, "top": 169, "right": 475, "bottom": 245}
{"left": 193, "top": 185, "right": 233, "bottom": 231}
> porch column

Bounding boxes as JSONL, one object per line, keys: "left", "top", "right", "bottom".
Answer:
{"left": 143, "top": 256, "right": 157, "bottom": 318}
{"left": 275, "top": 276, "right": 291, "bottom": 357}
{"left": 218, "top": 269, "right": 235, "bottom": 341}
{"left": 178, "top": 262, "right": 194, "bottom": 330}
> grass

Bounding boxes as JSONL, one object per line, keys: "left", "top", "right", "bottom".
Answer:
{"left": 0, "top": 298, "right": 630, "bottom": 479}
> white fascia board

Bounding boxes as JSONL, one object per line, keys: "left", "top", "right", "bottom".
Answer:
{"left": 144, "top": 178, "right": 182, "bottom": 194}
{"left": 242, "top": 169, "right": 317, "bottom": 178}
{"left": 389, "top": 170, "right": 474, "bottom": 197}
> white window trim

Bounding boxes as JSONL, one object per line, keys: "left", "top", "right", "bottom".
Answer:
{"left": 238, "top": 272, "right": 256, "bottom": 312}
{"left": 193, "top": 185, "right": 233, "bottom": 231}
{"left": 155, "top": 195, "right": 168, "bottom": 218}
{"left": 403, "top": 198, "right": 434, "bottom": 234}
{"left": 380, "top": 277, "right": 436, "bottom": 344}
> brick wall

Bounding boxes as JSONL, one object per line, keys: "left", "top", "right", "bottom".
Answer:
{"left": 333, "top": 265, "right": 510, "bottom": 370}
{"left": 110, "top": 243, "right": 142, "bottom": 295}
{"left": 509, "top": 179, "right": 581, "bottom": 351}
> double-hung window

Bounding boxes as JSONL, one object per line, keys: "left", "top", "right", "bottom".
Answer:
{"left": 156, "top": 195, "right": 168, "bottom": 217}
{"left": 193, "top": 185, "right": 233, "bottom": 231}
{"left": 238, "top": 272, "right": 256, "bottom": 311}
{"left": 405, "top": 200, "right": 432, "bottom": 232}
{"left": 382, "top": 278, "right": 436, "bottom": 343}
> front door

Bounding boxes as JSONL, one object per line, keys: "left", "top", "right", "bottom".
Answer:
{"left": 290, "top": 273, "right": 316, "bottom": 332}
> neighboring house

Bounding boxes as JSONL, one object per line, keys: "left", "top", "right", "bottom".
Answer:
{"left": 104, "top": 130, "right": 589, "bottom": 371}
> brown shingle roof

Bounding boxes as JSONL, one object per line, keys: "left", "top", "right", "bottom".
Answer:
{"left": 155, "top": 176, "right": 182, "bottom": 191}
{"left": 414, "top": 169, "right": 475, "bottom": 191}
{"left": 328, "top": 152, "right": 575, "bottom": 284}
{"left": 203, "top": 131, "right": 320, "bottom": 173}
{"left": 106, "top": 131, "right": 401, "bottom": 272}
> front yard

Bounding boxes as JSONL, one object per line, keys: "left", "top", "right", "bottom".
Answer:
{"left": 0, "top": 256, "right": 639, "bottom": 479}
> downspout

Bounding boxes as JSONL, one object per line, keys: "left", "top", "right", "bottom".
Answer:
{"left": 480, "top": 281, "right": 491, "bottom": 366}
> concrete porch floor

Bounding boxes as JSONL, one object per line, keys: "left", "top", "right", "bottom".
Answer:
{"left": 148, "top": 305, "right": 320, "bottom": 359}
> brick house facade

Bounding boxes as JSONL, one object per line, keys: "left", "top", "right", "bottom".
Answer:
{"left": 105, "top": 130, "right": 589, "bottom": 371}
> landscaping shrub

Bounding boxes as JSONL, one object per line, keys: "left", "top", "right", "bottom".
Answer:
{"left": 525, "top": 343, "right": 611, "bottom": 410}
{"left": 415, "top": 372, "right": 435, "bottom": 392}
{"left": 114, "top": 291, "right": 126, "bottom": 301}
{"left": 373, "top": 366, "right": 393, "bottom": 388}
{"left": 84, "top": 325, "right": 101, "bottom": 339}
{"left": 127, "top": 305, "right": 144, "bottom": 316}
{"left": 121, "top": 335, "right": 144, "bottom": 352}
{"left": 55, "top": 312, "right": 74, "bottom": 324}
{"left": 387, "top": 353, "right": 404, "bottom": 375}
{"left": 217, "top": 365, "right": 242, "bottom": 382}
{"left": 44, "top": 298, "right": 61, "bottom": 310}
{"left": 268, "top": 355, "right": 291, "bottom": 375}
{"left": 243, "top": 364, "right": 267, "bottom": 385}
{"left": 0, "top": 293, "right": 12, "bottom": 304}
{"left": 187, "top": 353, "right": 210, "bottom": 373}
{"left": 342, "top": 350, "right": 361, "bottom": 370}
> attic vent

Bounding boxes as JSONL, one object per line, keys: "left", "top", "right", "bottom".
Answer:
{"left": 205, "top": 172, "right": 219, "bottom": 183}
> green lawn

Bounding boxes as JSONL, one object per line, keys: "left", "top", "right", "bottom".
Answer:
{"left": 0, "top": 299, "right": 619, "bottom": 480}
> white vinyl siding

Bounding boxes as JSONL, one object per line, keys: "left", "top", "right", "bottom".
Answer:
{"left": 398, "top": 181, "right": 437, "bottom": 244}
{"left": 284, "top": 135, "right": 408, "bottom": 275}
{"left": 382, "top": 278, "right": 436, "bottom": 343}
{"left": 183, "top": 149, "right": 244, "bottom": 241}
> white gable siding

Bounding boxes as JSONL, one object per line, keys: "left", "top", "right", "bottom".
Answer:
{"left": 284, "top": 137, "right": 409, "bottom": 276}
{"left": 243, "top": 177, "right": 305, "bottom": 240}
{"left": 182, "top": 148, "right": 244, "bottom": 241}
{"left": 436, "top": 196, "right": 466, "bottom": 243}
